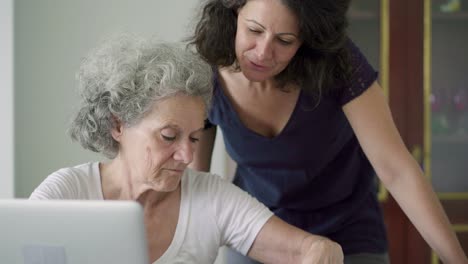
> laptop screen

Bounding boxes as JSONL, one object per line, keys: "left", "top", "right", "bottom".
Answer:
{"left": 0, "top": 199, "right": 149, "bottom": 264}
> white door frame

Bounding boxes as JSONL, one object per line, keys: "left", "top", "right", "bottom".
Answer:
{"left": 0, "top": 0, "right": 14, "bottom": 198}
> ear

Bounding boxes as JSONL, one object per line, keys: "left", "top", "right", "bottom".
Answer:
{"left": 110, "top": 115, "right": 124, "bottom": 142}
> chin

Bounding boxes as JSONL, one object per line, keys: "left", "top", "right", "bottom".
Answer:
{"left": 240, "top": 66, "right": 277, "bottom": 82}
{"left": 153, "top": 178, "right": 181, "bottom": 193}
{"left": 242, "top": 70, "right": 271, "bottom": 82}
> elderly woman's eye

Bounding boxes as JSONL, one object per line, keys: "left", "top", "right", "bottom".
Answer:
{"left": 161, "top": 134, "right": 176, "bottom": 141}
{"left": 190, "top": 137, "right": 200, "bottom": 143}
{"left": 248, "top": 28, "right": 262, "bottom": 34}
{"left": 278, "top": 38, "right": 293, "bottom": 45}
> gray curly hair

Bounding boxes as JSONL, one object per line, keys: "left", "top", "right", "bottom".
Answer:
{"left": 69, "top": 34, "right": 213, "bottom": 159}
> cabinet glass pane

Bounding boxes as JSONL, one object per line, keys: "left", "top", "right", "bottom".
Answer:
{"left": 348, "top": 0, "right": 386, "bottom": 200}
{"left": 348, "top": 0, "right": 381, "bottom": 75}
{"left": 430, "top": 0, "right": 468, "bottom": 192}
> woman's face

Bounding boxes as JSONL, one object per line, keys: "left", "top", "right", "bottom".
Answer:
{"left": 115, "top": 94, "right": 205, "bottom": 193}
{"left": 235, "top": 0, "right": 302, "bottom": 82}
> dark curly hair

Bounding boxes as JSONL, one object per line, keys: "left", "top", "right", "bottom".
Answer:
{"left": 189, "top": 0, "right": 352, "bottom": 95}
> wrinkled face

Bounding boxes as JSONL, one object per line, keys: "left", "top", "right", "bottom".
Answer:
{"left": 235, "top": 0, "right": 302, "bottom": 82}
{"left": 115, "top": 95, "right": 205, "bottom": 193}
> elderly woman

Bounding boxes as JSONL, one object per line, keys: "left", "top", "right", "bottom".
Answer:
{"left": 29, "top": 35, "right": 343, "bottom": 264}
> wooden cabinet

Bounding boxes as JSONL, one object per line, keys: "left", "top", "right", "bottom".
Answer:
{"left": 427, "top": 0, "right": 468, "bottom": 262}
{"left": 348, "top": 0, "right": 468, "bottom": 262}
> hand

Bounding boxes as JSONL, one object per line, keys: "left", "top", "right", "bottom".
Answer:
{"left": 301, "top": 238, "right": 343, "bottom": 264}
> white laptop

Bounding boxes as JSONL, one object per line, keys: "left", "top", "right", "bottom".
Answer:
{"left": 0, "top": 199, "right": 149, "bottom": 264}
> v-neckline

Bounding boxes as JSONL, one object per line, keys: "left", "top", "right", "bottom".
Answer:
{"left": 214, "top": 70, "right": 302, "bottom": 141}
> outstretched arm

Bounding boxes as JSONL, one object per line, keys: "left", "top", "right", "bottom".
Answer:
{"left": 248, "top": 216, "right": 343, "bottom": 264}
{"left": 343, "top": 81, "right": 467, "bottom": 263}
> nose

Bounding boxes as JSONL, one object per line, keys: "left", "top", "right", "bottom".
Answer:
{"left": 256, "top": 36, "right": 273, "bottom": 61}
{"left": 173, "top": 140, "right": 194, "bottom": 164}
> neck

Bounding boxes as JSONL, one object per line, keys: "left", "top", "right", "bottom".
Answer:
{"left": 100, "top": 158, "right": 172, "bottom": 204}
{"left": 138, "top": 186, "right": 180, "bottom": 212}
{"left": 220, "top": 66, "right": 278, "bottom": 91}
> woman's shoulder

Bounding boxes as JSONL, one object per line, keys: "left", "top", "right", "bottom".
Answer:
{"left": 183, "top": 168, "right": 269, "bottom": 211}
{"left": 183, "top": 168, "right": 250, "bottom": 205}
{"left": 29, "top": 162, "right": 100, "bottom": 200}
{"left": 332, "top": 39, "right": 378, "bottom": 105}
{"left": 183, "top": 168, "right": 229, "bottom": 192}
{"left": 50, "top": 162, "right": 98, "bottom": 182}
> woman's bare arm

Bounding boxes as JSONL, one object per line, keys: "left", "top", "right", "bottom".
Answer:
{"left": 248, "top": 216, "right": 343, "bottom": 264}
{"left": 343, "top": 81, "right": 467, "bottom": 263}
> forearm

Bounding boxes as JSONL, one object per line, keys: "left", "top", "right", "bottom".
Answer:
{"left": 297, "top": 234, "right": 343, "bottom": 264}
{"left": 342, "top": 83, "right": 467, "bottom": 262}
{"left": 385, "top": 161, "right": 467, "bottom": 263}
{"left": 285, "top": 232, "right": 335, "bottom": 263}
{"left": 248, "top": 216, "right": 343, "bottom": 263}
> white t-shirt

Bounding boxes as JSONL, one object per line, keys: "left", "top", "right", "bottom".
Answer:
{"left": 30, "top": 162, "right": 273, "bottom": 264}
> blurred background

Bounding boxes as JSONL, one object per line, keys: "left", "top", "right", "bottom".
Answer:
{"left": 1, "top": 1, "right": 233, "bottom": 262}
{"left": 1, "top": 0, "right": 233, "bottom": 200}
{"left": 1, "top": 0, "right": 467, "bottom": 263}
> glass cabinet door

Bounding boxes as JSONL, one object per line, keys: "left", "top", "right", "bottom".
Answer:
{"left": 430, "top": 0, "right": 468, "bottom": 193}
{"left": 348, "top": 0, "right": 389, "bottom": 201}
{"left": 426, "top": 0, "right": 468, "bottom": 262}
{"left": 348, "top": 0, "right": 383, "bottom": 76}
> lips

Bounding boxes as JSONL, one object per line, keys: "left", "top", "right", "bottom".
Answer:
{"left": 251, "top": 60, "right": 266, "bottom": 68}
{"left": 247, "top": 58, "right": 271, "bottom": 71}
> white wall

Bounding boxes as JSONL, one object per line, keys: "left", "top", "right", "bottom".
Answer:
{"left": 13, "top": 1, "right": 231, "bottom": 262}
{"left": 0, "top": 0, "right": 14, "bottom": 198}
{"left": 14, "top": 0, "right": 207, "bottom": 197}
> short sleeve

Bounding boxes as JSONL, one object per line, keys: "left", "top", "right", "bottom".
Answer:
{"left": 29, "top": 163, "right": 103, "bottom": 200}
{"left": 336, "top": 39, "right": 378, "bottom": 105}
{"left": 29, "top": 171, "right": 78, "bottom": 200}
{"left": 207, "top": 174, "right": 274, "bottom": 255}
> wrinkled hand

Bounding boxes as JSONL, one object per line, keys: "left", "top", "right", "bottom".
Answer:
{"left": 301, "top": 238, "right": 343, "bottom": 264}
